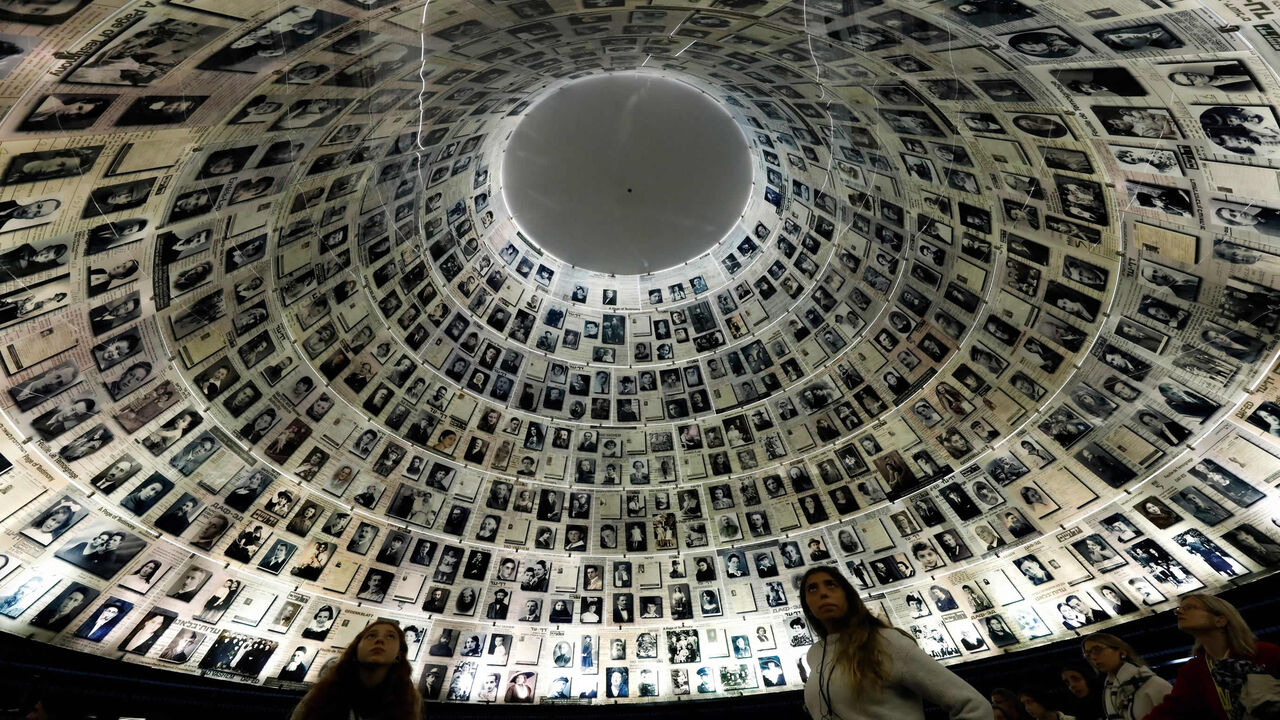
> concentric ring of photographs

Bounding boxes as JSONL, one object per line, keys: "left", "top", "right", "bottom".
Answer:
{"left": 0, "top": 0, "right": 1279, "bottom": 704}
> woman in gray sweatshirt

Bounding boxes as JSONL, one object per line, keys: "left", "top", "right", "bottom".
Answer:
{"left": 801, "top": 566, "right": 993, "bottom": 720}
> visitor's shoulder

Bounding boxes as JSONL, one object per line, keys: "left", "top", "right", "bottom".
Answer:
{"left": 805, "top": 637, "right": 826, "bottom": 663}
{"left": 1253, "top": 641, "right": 1280, "bottom": 666}
{"left": 874, "top": 626, "right": 919, "bottom": 654}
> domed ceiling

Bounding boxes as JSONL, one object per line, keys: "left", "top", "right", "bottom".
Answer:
{"left": 2, "top": 0, "right": 1280, "bottom": 703}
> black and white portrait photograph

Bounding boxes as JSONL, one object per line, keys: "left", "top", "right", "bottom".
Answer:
{"left": 1091, "top": 106, "right": 1180, "bottom": 139}
{"left": 1125, "top": 180, "right": 1194, "bottom": 218}
{"left": 1002, "top": 28, "right": 1087, "bottom": 59}
{"left": 115, "top": 96, "right": 208, "bottom": 126}
{"left": 21, "top": 494, "right": 89, "bottom": 546}
{"left": 1050, "top": 66, "right": 1146, "bottom": 97}
{"left": 1093, "top": 24, "right": 1182, "bottom": 53}
{"left": 1161, "top": 59, "right": 1259, "bottom": 94}
{"left": 117, "top": 608, "right": 177, "bottom": 655}
{"left": 1222, "top": 524, "right": 1280, "bottom": 567}
{"left": 158, "top": 629, "right": 206, "bottom": 664}
{"left": 1198, "top": 105, "right": 1280, "bottom": 157}
{"left": 1126, "top": 539, "right": 1203, "bottom": 592}
{"left": 82, "top": 179, "right": 155, "bottom": 219}
{"left": 1110, "top": 145, "right": 1182, "bottom": 176}
{"left": 28, "top": 580, "right": 98, "bottom": 631}
{"left": 0, "top": 195, "right": 63, "bottom": 236}
{"left": 18, "top": 94, "right": 115, "bottom": 132}
{"left": 197, "top": 630, "right": 278, "bottom": 677}
{"left": 1172, "top": 532, "right": 1244, "bottom": 576}
{"left": 54, "top": 520, "right": 146, "bottom": 579}
{"left": 2, "top": 146, "right": 103, "bottom": 185}
{"left": 65, "top": 16, "right": 225, "bottom": 86}
{"left": 1070, "top": 533, "right": 1126, "bottom": 573}
{"left": 118, "top": 556, "right": 168, "bottom": 595}
{"left": 73, "top": 596, "right": 133, "bottom": 641}
{"left": 1186, "top": 459, "right": 1266, "bottom": 508}
{"left": 0, "top": 0, "right": 94, "bottom": 24}
{"left": 199, "top": 7, "right": 350, "bottom": 74}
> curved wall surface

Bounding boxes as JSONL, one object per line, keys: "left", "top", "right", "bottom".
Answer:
{"left": 1, "top": 0, "right": 1280, "bottom": 705}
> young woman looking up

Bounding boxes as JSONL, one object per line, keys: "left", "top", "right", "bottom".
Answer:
{"left": 291, "top": 621, "right": 421, "bottom": 720}
{"left": 1145, "top": 593, "right": 1280, "bottom": 720}
{"left": 800, "top": 566, "right": 991, "bottom": 720}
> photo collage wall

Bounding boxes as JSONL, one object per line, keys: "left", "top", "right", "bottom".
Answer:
{"left": 1, "top": 0, "right": 1280, "bottom": 705}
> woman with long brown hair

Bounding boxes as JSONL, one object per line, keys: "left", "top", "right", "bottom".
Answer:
{"left": 291, "top": 621, "right": 421, "bottom": 720}
{"left": 799, "top": 566, "right": 990, "bottom": 720}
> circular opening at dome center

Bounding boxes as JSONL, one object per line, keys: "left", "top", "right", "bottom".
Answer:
{"left": 501, "top": 73, "right": 753, "bottom": 276}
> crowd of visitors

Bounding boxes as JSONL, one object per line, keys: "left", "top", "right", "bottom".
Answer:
{"left": 800, "top": 565, "right": 1280, "bottom": 720}
{"left": 15, "top": 566, "right": 1280, "bottom": 720}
